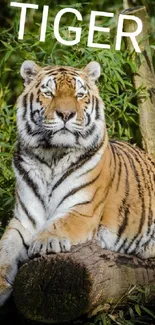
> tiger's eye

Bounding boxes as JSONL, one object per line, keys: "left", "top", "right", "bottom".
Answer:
{"left": 77, "top": 93, "right": 85, "bottom": 99}
{"left": 44, "top": 91, "right": 53, "bottom": 97}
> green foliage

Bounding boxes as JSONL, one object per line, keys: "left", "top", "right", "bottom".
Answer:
{"left": 0, "top": 85, "right": 16, "bottom": 230}
{"left": 84, "top": 285, "right": 155, "bottom": 325}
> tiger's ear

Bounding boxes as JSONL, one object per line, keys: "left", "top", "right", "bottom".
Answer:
{"left": 20, "top": 60, "right": 41, "bottom": 86}
{"left": 84, "top": 61, "right": 101, "bottom": 81}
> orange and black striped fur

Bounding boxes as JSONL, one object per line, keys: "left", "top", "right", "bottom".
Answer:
{"left": 0, "top": 60, "right": 155, "bottom": 305}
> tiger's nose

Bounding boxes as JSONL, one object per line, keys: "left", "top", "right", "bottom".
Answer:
{"left": 56, "top": 110, "right": 76, "bottom": 122}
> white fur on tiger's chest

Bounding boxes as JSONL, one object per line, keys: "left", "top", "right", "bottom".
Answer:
{"left": 35, "top": 150, "right": 85, "bottom": 216}
{"left": 17, "top": 143, "right": 105, "bottom": 232}
{"left": 39, "top": 149, "right": 80, "bottom": 186}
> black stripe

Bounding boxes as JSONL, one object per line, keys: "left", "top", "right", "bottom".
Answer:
{"left": 127, "top": 146, "right": 153, "bottom": 235}
{"left": 22, "top": 94, "right": 28, "bottom": 119}
{"left": 30, "top": 92, "right": 37, "bottom": 125}
{"left": 126, "top": 235, "right": 143, "bottom": 255}
{"left": 134, "top": 235, "right": 145, "bottom": 251}
{"left": 117, "top": 238, "right": 128, "bottom": 253}
{"left": 91, "top": 134, "right": 100, "bottom": 149}
{"left": 71, "top": 185, "right": 102, "bottom": 209}
{"left": 11, "top": 227, "right": 29, "bottom": 250}
{"left": 116, "top": 148, "right": 129, "bottom": 215}
{"left": 72, "top": 199, "right": 92, "bottom": 207}
{"left": 115, "top": 150, "right": 122, "bottom": 191}
{"left": 26, "top": 121, "right": 33, "bottom": 134}
{"left": 77, "top": 162, "right": 101, "bottom": 178}
{"left": 93, "top": 196, "right": 104, "bottom": 214}
{"left": 115, "top": 141, "right": 153, "bottom": 233}
{"left": 110, "top": 142, "right": 123, "bottom": 189}
{"left": 113, "top": 141, "right": 146, "bottom": 248}
{"left": 31, "top": 152, "right": 51, "bottom": 168}
{"left": 91, "top": 95, "right": 95, "bottom": 114}
{"left": 51, "top": 141, "right": 104, "bottom": 195}
{"left": 57, "top": 171, "right": 102, "bottom": 209}
{"left": 75, "top": 132, "right": 80, "bottom": 145}
{"left": 114, "top": 142, "right": 143, "bottom": 199}
{"left": 13, "top": 152, "right": 45, "bottom": 208}
{"left": 41, "top": 84, "right": 46, "bottom": 89}
{"left": 117, "top": 206, "right": 130, "bottom": 242}
{"left": 113, "top": 145, "right": 130, "bottom": 243}
{"left": 95, "top": 97, "right": 100, "bottom": 120}
{"left": 80, "top": 124, "right": 96, "bottom": 138}
{"left": 70, "top": 210, "right": 92, "bottom": 218}
{"left": 124, "top": 238, "right": 135, "bottom": 254}
{"left": 86, "top": 83, "right": 90, "bottom": 90}
{"left": 118, "top": 143, "right": 154, "bottom": 235}
{"left": 85, "top": 112, "right": 91, "bottom": 126}
{"left": 44, "top": 66, "right": 52, "bottom": 70}
{"left": 31, "top": 109, "right": 41, "bottom": 124}
{"left": 30, "top": 92, "right": 34, "bottom": 106}
{"left": 17, "top": 192, "right": 37, "bottom": 228}
{"left": 45, "top": 70, "right": 79, "bottom": 77}
{"left": 36, "top": 96, "right": 40, "bottom": 103}
{"left": 25, "top": 121, "right": 43, "bottom": 136}
{"left": 114, "top": 141, "right": 153, "bottom": 190}
{"left": 109, "top": 143, "right": 117, "bottom": 183}
{"left": 86, "top": 95, "right": 90, "bottom": 105}
{"left": 147, "top": 155, "right": 155, "bottom": 168}
{"left": 35, "top": 81, "right": 41, "bottom": 88}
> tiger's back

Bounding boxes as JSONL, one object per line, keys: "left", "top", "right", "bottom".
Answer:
{"left": 98, "top": 139, "right": 155, "bottom": 258}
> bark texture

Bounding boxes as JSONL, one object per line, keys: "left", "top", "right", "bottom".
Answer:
{"left": 123, "top": 6, "right": 155, "bottom": 159}
{"left": 13, "top": 242, "right": 155, "bottom": 324}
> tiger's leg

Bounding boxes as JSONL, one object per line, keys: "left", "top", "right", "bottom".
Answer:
{"left": 97, "top": 226, "right": 155, "bottom": 259}
{"left": 28, "top": 211, "right": 99, "bottom": 257}
{"left": 137, "top": 239, "right": 155, "bottom": 259}
{"left": 0, "top": 217, "right": 32, "bottom": 306}
{"left": 96, "top": 225, "right": 119, "bottom": 251}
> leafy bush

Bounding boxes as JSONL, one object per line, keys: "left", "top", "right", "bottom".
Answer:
{"left": 0, "top": 86, "right": 16, "bottom": 232}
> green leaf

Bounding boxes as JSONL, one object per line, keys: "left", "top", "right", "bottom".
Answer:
{"left": 141, "top": 306, "right": 155, "bottom": 318}
{"left": 135, "top": 304, "right": 141, "bottom": 316}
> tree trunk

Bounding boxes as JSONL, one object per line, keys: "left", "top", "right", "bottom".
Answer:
{"left": 123, "top": 6, "right": 155, "bottom": 159}
{"left": 13, "top": 242, "right": 155, "bottom": 324}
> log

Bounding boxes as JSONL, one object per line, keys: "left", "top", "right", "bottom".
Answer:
{"left": 13, "top": 242, "right": 155, "bottom": 324}
{"left": 123, "top": 6, "right": 155, "bottom": 159}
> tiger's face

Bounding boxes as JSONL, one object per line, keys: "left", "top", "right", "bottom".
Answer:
{"left": 17, "top": 60, "right": 105, "bottom": 150}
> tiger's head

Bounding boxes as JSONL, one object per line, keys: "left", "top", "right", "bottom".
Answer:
{"left": 17, "top": 60, "right": 105, "bottom": 150}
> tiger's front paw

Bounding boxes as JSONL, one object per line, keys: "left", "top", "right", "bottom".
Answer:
{"left": 0, "top": 276, "right": 12, "bottom": 306}
{"left": 0, "top": 263, "right": 16, "bottom": 306}
{"left": 28, "top": 231, "right": 71, "bottom": 258}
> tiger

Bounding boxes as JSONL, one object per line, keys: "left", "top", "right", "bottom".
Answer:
{"left": 0, "top": 60, "right": 155, "bottom": 306}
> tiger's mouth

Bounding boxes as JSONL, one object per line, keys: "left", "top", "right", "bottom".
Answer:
{"left": 43, "top": 120, "right": 76, "bottom": 135}
{"left": 53, "top": 126, "right": 75, "bottom": 135}
{"left": 54, "top": 125, "right": 69, "bottom": 132}
{"left": 43, "top": 119, "right": 85, "bottom": 134}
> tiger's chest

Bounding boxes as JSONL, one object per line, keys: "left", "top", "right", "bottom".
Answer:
{"left": 37, "top": 156, "right": 70, "bottom": 195}
{"left": 34, "top": 151, "right": 89, "bottom": 218}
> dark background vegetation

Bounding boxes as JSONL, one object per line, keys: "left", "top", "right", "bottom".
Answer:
{"left": 0, "top": 0, "right": 155, "bottom": 324}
